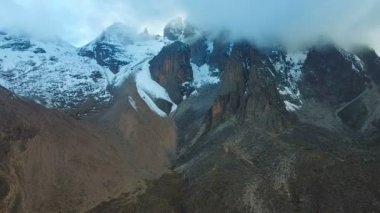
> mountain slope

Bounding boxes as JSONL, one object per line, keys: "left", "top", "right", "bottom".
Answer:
{"left": 0, "top": 86, "right": 133, "bottom": 212}
{"left": 0, "top": 31, "right": 112, "bottom": 110}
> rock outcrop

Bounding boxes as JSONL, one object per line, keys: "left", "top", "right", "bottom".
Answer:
{"left": 149, "top": 41, "right": 194, "bottom": 104}
{"left": 301, "top": 45, "right": 368, "bottom": 106}
{"left": 78, "top": 23, "right": 134, "bottom": 73}
{"left": 208, "top": 42, "right": 288, "bottom": 131}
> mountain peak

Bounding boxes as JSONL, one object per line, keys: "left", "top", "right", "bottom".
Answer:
{"left": 163, "top": 18, "right": 198, "bottom": 41}
{"left": 98, "top": 22, "right": 137, "bottom": 45}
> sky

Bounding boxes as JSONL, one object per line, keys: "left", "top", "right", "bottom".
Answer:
{"left": 0, "top": 0, "right": 379, "bottom": 53}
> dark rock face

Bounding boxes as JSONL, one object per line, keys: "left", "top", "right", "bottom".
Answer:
{"left": 78, "top": 40, "right": 129, "bottom": 74}
{"left": 154, "top": 98, "right": 174, "bottom": 115}
{"left": 337, "top": 96, "right": 369, "bottom": 130}
{"left": 294, "top": 45, "right": 380, "bottom": 135}
{"left": 0, "top": 177, "right": 9, "bottom": 203}
{"left": 33, "top": 47, "right": 46, "bottom": 54}
{"left": 0, "top": 36, "right": 33, "bottom": 51}
{"left": 188, "top": 36, "right": 208, "bottom": 66}
{"left": 208, "top": 33, "right": 233, "bottom": 71}
{"left": 78, "top": 23, "right": 134, "bottom": 73}
{"left": 335, "top": 83, "right": 380, "bottom": 134}
{"left": 208, "top": 42, "right": 288, "bottom": 131}
{"left": 149, "top": 41, "right": 194, "bottom": 104}
{"left": 301, "top": 45, "right": 367, "bottom": 106}
{"left": 355, "top": 47, "right": 380, "bottom": 83}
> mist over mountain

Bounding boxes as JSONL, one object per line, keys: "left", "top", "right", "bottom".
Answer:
{"left": 1, "top": 0, "right": 380, "bottom": 52}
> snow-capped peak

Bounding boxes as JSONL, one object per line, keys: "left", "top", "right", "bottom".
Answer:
{"left": 0, "top": 22, "right": 219, "bottom": 117}
{"left": 0, "top": 30, "right": 112, "bottom": 109}
{"left": 98, "top": 22, "right": 137, "bottom": 46}
{"left": 164, "top": 18, "right": 186, "bottom": 39}
{"left": 163, "top": 18, "right": 202, "bottom": 44}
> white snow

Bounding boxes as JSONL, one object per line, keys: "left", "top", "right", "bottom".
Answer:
{"left": 79, "top": 23, "right": 181, "bottom": 116}
{"left": 284, "top": 100, "right": 301, "bottom": 112}
{"left": 287, "top": 52, "right": 307, "bottom": 82}
{"left": 206, "top": 40, "right": 214, "bottom": 53}
{"left": 128, "top": 96, "right": 138, "bottom": 111}
{"left": 164, "top": 18, "right": 203, "bottom": 45}
{"left": 100, "top": 23, "right": 136, "bottom": 46}
{"left": 278, "top": 86, "right": 301, "bottom": 101}
{"left": 106, "top": 35, "right": 177, "bottom": 117}
{"left": 339, "top": 48, "right": 365, "bottom": 73}
{"left": 190, "top": 90, "right": 199, "bottom": 96}
{"left": 271, "top": 50, "right": 308, "bottom": 112}
{"left": 0, "top": 24, "right": 224, "bottom": 117}
{"left": 112, "top": 37, "right": 170, "bottom": 86}
{"left": 227, "top": 42, "right": 234, "bottom": 56}
{"left": 0, "top": 26, "right": 181, "bottom": 117}
{"left": 243, "top": 58, "right": 251, "bottom": 70}
{"left": 135, "top": 61, "right": 177, "bottom": 115}
{"left": 137, "top": 88, "right": 167, "bottom": 117}
{"left": 0, "top": 33, "right": 112, "bottom": 108}
{"left": 191, "top": 63, "right": 220, "bottom": 88}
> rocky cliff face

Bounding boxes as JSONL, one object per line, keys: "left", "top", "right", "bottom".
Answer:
{"left": 355, "top": 47, "right": 380, "bottom": 83}
{"left": 78, "top": 23, "right": 134, "bottom": 73}
{"left": 149, "top": 41, "right": 194, "bottom": 104}
{"left": 208, "top": 42, "right": 288, "bottom": 131}
{"left": 300, "top": 45, "right": 367, "bottom": 106}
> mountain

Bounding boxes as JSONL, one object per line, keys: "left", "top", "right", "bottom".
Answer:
{"left": 1, "top": 19, "right": 380, "bottom": 212}
{"left": 0, "top": 31, "right": 112, "bottom": 111}
{"left": 169, "top": 42, "right": 380, "bottom": 212}
{"left": 0, "top": 78, "right": 177, "bottom": 212}
{"left": 78, "top": 23, "right": 136, "bottom": 74}
{"left": 89, "top": 22, "right": 380, "bottom": 212}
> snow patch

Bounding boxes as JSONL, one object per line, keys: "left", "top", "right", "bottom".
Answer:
{"left": 128, "top": 96, "right": 138, "bottom": 111}
{"left": 286, "top": 52, "right": 307, "bottom": 82}
{"left": 227, "top": 43, "right": 234, "bottom": 56}
{"left": 284, "top": 100, "right": 301, "bottom": 112}
{"left": 191, "top": 63, "right": 220, "bottom": 88}
{"left": 134, "top": 61, "right": 176, "bottom": 117}
{"left": 112, "top": 37, "right": 170, "bottom": 86}
{"left": 270, "top": 50, "right": 307, "bottom": 112}
{"left": 206, "top": 40, "right": 214, "bottom": 53}
{"left": 278, "top": 86, "right": 301, "bottom": 101}
{"left": 85, "top": 29, "right": 177, "bottom": 117}
{"left": 137, "top": 87, "right": 167, "bottom": 117}
{"left": 190, "top": 90, "right": 199, "bottom": 97}
{"left": 339, "top": 48, "right": 365, "bottom": 73}
{"left": 100, "top": 23, "right": 136, "bottom": 46}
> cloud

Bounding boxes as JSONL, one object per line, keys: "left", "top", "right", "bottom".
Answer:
{"left": 0, "top": 0, "right": 379, "bottom": 53}
{"left": 178, "top": 0, "right": 380, "bottom": 51}
{"left": 0, "top": 0, "right": 181, "bottom": 46}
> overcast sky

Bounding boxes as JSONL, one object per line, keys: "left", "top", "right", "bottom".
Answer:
{"left": 0, "top": 0, "right": 379, "bottom": 53}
